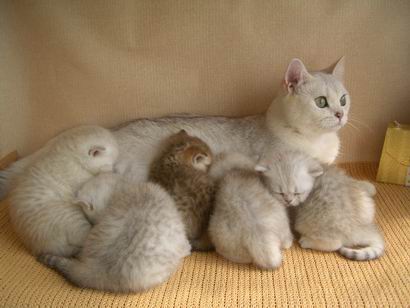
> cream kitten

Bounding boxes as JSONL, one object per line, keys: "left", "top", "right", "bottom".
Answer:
{"left": 9, "top": 125, "right": 118, "bottom": 257}
{"left": 39, "top": 174, "right": 190, "bottom": 293}
{"left": 295, "top": 166, "right": 384, "bottom": 261}
{"left": 209, "top": 150, "right": 323, "bottom": 269}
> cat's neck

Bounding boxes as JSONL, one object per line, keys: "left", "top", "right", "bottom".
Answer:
{"left": 264, "top": 96, "right": 340, "bottom": 165}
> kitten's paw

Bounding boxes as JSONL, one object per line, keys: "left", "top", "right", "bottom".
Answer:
{"left": 37, "top": 254, "right": 61, "bottom": 268}
{"left": 299, "top": 236, "right": 314, "bottom": 250}
{"left": 282, "top": 238, "right": 293, "bottom": 250}
{"left": 253, "top": 247, "right": 283, "bottom": 270}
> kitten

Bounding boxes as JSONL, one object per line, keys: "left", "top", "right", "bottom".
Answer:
{"left": 149, "top": 130, "right": 215, "bottom": 251}
{"left": 38, "top": 174, "right": 190, "bottom": 293}
{"left": 209, "top": 150, "right": 323, "bottom": 269}
{"left": 9, "top": 125, "right": 118, "bottom": 257}
{"left": 295, "top": 166, "right": 384, "bottom": 261}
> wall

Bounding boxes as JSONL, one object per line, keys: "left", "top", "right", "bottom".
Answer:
{"left": 1, "top": 1, "right": 409, "bottom": 162}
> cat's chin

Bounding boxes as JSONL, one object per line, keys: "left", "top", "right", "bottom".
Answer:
{"left": 322, "top": 122, "right": 345, "bottom": 132}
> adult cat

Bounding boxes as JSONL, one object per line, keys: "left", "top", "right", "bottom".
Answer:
{"left": 0, "top": 58, "right": 349, "bottom": 196}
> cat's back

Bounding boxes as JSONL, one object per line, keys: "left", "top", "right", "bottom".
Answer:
{"left": 305, "top": 166, "right": 376, "bottom": 223}
{"left": 216, "top": 169, "right": 272, "bottom": 217}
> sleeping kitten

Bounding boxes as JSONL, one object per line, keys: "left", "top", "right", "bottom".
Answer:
{"left": 149, "top": 130, "right": 215, "bottom": 251}
{"left": 9, "top": 125, "right": 118, "bottom": 257}
{"left": 209, "top": 150, "right": 323, "bottom": 269}
{"left": 39, "top": 174, "right": 190, "bottom": 293}
{"left": 295, "top": 166, "right": 384, "bottom": 261}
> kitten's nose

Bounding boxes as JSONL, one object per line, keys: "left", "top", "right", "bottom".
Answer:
{"left": 335, "top": 111, "right": 344, "bottom": 120}
{"left": 283, "top": 194, "right": 292, "bottom": 203}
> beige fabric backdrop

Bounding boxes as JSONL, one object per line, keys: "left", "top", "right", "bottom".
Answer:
{"left": 1, "top": 1, "right": 409, "bottom": 162}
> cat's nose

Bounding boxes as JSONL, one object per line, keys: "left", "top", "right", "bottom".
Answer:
{"left": 335, "top": 111, "right": 344, "bottom": 120}
{"left": 283, "top": 194, "right": 293, "bottom": 203}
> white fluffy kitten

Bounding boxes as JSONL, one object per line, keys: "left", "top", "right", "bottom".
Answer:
{"left": 295, "top": 166, "right": 384, "bottom": 261}
{"left": 209, "top": 151, "right": 323, "bottom": 269}
{"left": 39, "top": 173, "right": 190, "bottom": 293}
{"left": 9, "top": 125, "right": 118, "bottom": 257}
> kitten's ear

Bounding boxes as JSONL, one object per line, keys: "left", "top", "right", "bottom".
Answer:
{"left": 193, "top": 153, "right": 209, "bottom": 165}
{"left": 284, "top": 58, "right": 312, "bottom": 93}
{"left": 74, "top": 199, "right": 94, "bottom": 211}
{"left": 308, "top": 162, "right": 324, "bottom": 178}
{"left": 331, "top": 56, "right": 345, "bottom": 82}
{"left": 88, "top": 146, "right": 106, "bottom": 157}
{"left": 178, "top": 129, "right": 188, "bottom": 136}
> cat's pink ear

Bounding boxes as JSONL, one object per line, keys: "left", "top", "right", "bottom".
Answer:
{"left": 331, "top": 56, "right": 345, "bottom": 82}
{"left": 284, "top": 58, "right": 312, "bottom": 93}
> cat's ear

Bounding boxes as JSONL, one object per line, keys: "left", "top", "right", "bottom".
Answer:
{"left": 284, "top": 58, "right": 312, "bottom": 93}
{"left": 308, "top": 162, "right": 324, "bottom": 178}
{"left": 74, "top": 199, "right": 94, "bottom": 211}
{"left": 330, "top": 56, "right": 345, "bottom": 82}
{"left": 88, "top": 146, "right": 106, "bottom": 157}
{"left": 193, "top": 153, "right": 208, "bottom": 165}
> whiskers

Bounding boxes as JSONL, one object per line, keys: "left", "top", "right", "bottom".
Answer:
{"left": 347, "top": 115, "right": 373, "bottom": 132}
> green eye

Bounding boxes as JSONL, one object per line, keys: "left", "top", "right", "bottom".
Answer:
{"left": 315, "top": 96, "right": 328, "bottom": 108}
{"left": 340, "top": 94, "right": 347, "bottom": 106}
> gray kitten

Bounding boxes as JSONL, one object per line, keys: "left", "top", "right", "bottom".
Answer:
{"left": 209, "top": 150, "right": 323, "bottom": 269}
{"left": 149, "top": 130, "right": 215, "bottom": 251}
{"left": 295, "top": 166, "right": 384, "bottom": 261}
{"left": 38, "top": 173, "right": 190, "bottom": 293}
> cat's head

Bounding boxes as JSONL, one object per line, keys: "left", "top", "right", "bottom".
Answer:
{"left": 167, "top": 130, "right": 213, "bottom": 171}
{"left": 279, "top": 58, "right": 350, "bottom": 133}
{"left": 61, "top": 126, "right": 119, "bottom": 174}
{"left": 255, "top": 150, "right": 323, "bottom": 207}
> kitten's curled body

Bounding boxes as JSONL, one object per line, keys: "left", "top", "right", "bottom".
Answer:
{"left": 39, "top": 174, "right": 190, "bottom": 293}
{"left": 9, "top": 126, "right": 118, "bottom": 257}
{"left": 295, "top": 166, "right": 384, "bottom": 261}
{"left": 149, "top": 130, "right": 215, "bottom": 251}
{"left": 209, "top": 169, "right": 292, "bottom": 269}
{"left": 209, "top": 150, "right": 322, "bottom": 269}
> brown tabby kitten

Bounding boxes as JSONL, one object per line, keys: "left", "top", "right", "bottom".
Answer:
{"left": 149, "top": 130, "right": 215, "bottom": 251}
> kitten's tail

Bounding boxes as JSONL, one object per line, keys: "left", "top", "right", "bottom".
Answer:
{"left": 37, "top": 254, "right": 103, "bottom": 290}
{"left": 338, "top": 233, "right": 384, "bottom": 261}
{"left": 0, "top": 158, "right": 30, "bottom": 200}
{"left": 0, "top": 147, "right": 50, "bottom": 201}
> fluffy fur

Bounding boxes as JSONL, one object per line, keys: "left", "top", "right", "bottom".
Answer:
{"left": 9, "top": 125, "right": 118, "bottom": 257}
{"left": 0, "top": 58, "right": 349, "bottom": 198}
{"left": 209, "top": 151, "right": 322, "bottom": 269}
{"left": 295, "top": 166, "right": 384, "bottom": 261}
{"left": 149, "top": 130, "right": 215, "bottom": 251}
{"left": 39, "top": 176, "right": 191, "bottom": 293}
